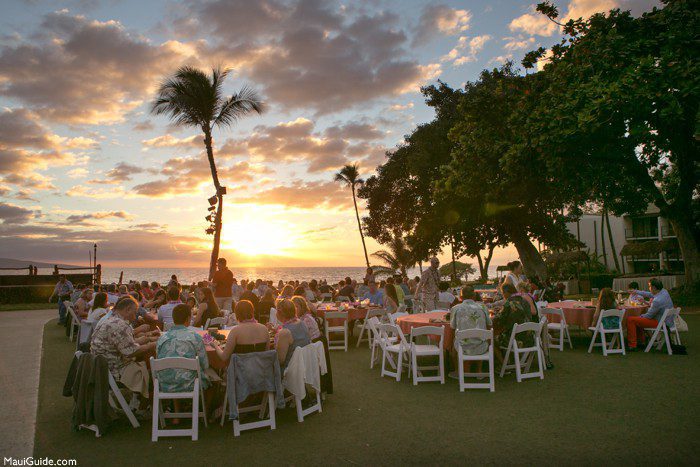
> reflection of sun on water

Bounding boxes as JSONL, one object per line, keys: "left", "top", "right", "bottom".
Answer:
{"left": 221, "top": 217, "right": 296, "bottom": 257}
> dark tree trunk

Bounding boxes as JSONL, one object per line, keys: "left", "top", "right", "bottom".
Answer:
{"left": 668, "top": 218, "right": 700, "bottom": 284}
{"left": 204, "top": 128, "right": 223, "bottom": 280}
{"left": 450, "top": 237, "right": 457, "bottom": 284}
{"left": 351, "top": 185, "right": 370, "bottom": 268}
{"left": 510, "top": 231, "right": 548, "bottom": 280}
{"left": 604, "top": 208, "right": 621, "bottom": 272}
{"left": 600, "top": 209, "right": 608, "bottom": 269}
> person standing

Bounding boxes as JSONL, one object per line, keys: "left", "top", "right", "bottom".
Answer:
{"left": 416, "top": 257, "right": 440, "bottom": 311}
{"left": 211, "top": 257, "right": 234, "bottom": 311}
{"left": 49, "top": 274, "right": 74, "bottom": 325}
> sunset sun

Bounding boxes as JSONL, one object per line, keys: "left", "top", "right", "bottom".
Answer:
{"left": 221, "top": 216, "right": 297, "bottom": 257}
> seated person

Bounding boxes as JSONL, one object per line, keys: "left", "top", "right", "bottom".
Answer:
{"left": 492, "top": 283, "right": 533, "bottom": 362}
{"left": 275, "top": 299, "right": 311, "bottom": 370}
{"left": 74, "top": 288, "right": 93, "bottom": 319}
{"left": 255, "top": 290, "right": 276, "bottom": 324}
{"left": 627, "top": 278, "right": 675, "bottom": 351}
{"left": 157, "top": 286, "right": 182, "bottom": 326}
{"left": 362, "top": 281, "right": 384, "bottom": 306}
{"left": 292, "top": 295, "right": 321, "bottom": 340}
{"left": 449, "top": 286, "right": 492, "bottom": 378}
{"left": 86, "top": 292, "right": 110, "bottom": 323}
{"left": 156, "top": 304, "right": 216, "bottom": 418}
{"left": 192, "top": 287, "right": 221, "bottom": 328}
{"left": 438, "top": 282, "right": 456, "bottom": 307}
{"left": 144, "top": 289, "right": 167, "bottom": 310}
{"left": 627, "top": 282, "right": 646, "bottom": 304}
{"left": 91, "top": 296, "right": 155, "bottom": 410}
{"left": 212, "top": 300, "right": 270, "bottom": 361}
{"left": 591, "top": 287, "right": 620, "bottom": 329}
{"left": 383, "top": 282, "right": 400, "bottom": 313}
{"left": 240, "top": 282, "right": 261, "bottom": 307}
{"left": 515, "top": 282, "right": 553, "bottom": 369}
{"left": 336, "top": 277, "right": 355, "bottom": 301}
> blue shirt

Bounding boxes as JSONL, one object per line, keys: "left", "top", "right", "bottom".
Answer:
{"left": 636, "top": 289, "right": 675, "bottom": 327}
{"left": 362, "top": 290, "right": 384, "bottom": 306}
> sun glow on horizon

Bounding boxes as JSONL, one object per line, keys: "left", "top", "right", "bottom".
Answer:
{"left": 221, "top": 216, "right": 298, "bottom": 258}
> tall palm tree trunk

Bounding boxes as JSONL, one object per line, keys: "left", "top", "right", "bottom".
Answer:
{"left": 600, "top": 209, "right": 608, "bottom": 270}
{"left": 204, "top": 129, "right": 223, "bottom": 280}
{"left": 351, "top": 186, "right": 370, "bottom": 268}
{"left": 604, "top": 207, "right": 620, "bottom": 272}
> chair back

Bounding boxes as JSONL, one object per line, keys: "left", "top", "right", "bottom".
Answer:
{"left": 409, "top": 325, "right": 444, "bottom": 349}
{"left": 205, "top": 317, "right": 226, "bottom": 329}
{"left": 379, "top": 323, "right": 408, "bottom": 346}
{"left": 150, "top": 356, "right": 201, "bottom": 390}
{"left": 388, "top": 311, "right": 408, "bottom": 325}
{"left": 512, "top": 321, "right": 541, "bottom": 339}
{"left": 598, "top": 308, "right": 625, "bottom": 329}
{"left": 455, "top": 328, "right": 493, "bottom": 342}
{"left": 336, "top": 295, "right": 350, "bottom": 302}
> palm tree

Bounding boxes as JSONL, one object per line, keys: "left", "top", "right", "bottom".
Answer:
{"left": 371, "top": 234, "right": 417, "bottom": 277}
{"left": 335, "top": 163, "right": 370, "bottom": 268}
{"left": 151, "top": 66, "right": 264, "bottom": 279}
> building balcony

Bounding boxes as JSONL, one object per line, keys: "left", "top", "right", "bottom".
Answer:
{"left": 624, "top": 228, "right": 658, "bottom": 240}
{"left": 661, "top": 226, "right": 676, "bottom": 238}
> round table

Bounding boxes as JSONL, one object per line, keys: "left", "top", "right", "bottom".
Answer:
{"left": 314, "top": 304, "right": 371, "bottom": 321}
{"left": 546, "top": 301, "right": 648, "bottom": 328}
{"left": 396, "top": 311, "right": 454, "bottom": 349}
{"left": 196, "top": 329, "right": 230, "bottom": 370}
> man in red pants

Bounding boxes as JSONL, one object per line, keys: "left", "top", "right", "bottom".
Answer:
{"left": 626, "top": 278, "right": 675, "bottom": 351}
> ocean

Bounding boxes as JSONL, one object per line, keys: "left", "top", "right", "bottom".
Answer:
{"left": 9, "top": 265, "right": 501, "bottom": 284}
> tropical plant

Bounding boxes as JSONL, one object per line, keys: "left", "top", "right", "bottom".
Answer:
{"left": 335, "top": 163, "right": 370, "bottom": 268}
{"left": 371, "top": 234, "right": 417, "bottom": 277}
{"left": 438, "top": 261, "right": 475, "bottom": 281}
{"left": 151, "top": 66, "right": 264, "bottom": 278}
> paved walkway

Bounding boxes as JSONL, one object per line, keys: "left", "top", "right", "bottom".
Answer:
{"left": 0, "top": 309, "right": 56, "bottom": 458}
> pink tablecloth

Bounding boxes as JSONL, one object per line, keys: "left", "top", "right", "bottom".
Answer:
{"left": 396, "top": 311, "right": 454, "bottom": 349}
{"left": 546, "top": 301, "right": 648, "bottom": 329}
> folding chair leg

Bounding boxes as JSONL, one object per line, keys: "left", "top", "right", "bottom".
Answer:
{"left": 588, "top": 330, "right": 598, "bottom": 353}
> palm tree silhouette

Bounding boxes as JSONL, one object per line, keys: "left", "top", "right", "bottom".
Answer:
{"left": 372, "top": 234, "right": 417, "bottom": 277}
{"left": 151, "top": 66, "right": 264, "bottom": 279}
{"left": 335, "top": 163, "right": 370, "bottom": 268}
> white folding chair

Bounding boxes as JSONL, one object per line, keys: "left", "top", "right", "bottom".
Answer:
{"left": 367, "top": 317, "right": 395, "bottom": 369}
{"left": 455, "top": 329, "right": 495, "bottom": 392}
{"left": 204, "top": 317, "right": 226, "bottom": 329}
{"left": 588, "top": 309, "right": 626, "bottom": 356}
{"left": 324, "top": 311, "right": 348, "bottom": 351}
{"left": 500, "top": 321, "right": 545, "bottom": 382}
{"left": 388, "top": 311, "right": 409, "bottom": 325}
{"left": 150, "top": 356, "right": 207, "bottom": 441}
{"left": 409, "top": 326, "right": 445, "bottom": 385}
{"left": 73, "top": 351, "right": 140, "bottom": 437}
{"left": 77, "top": 320, "right": 96, "bottom": 350}
{"left": 539, "top": 307, "right": 572, "bottom": 351}
{"left": 220, "top": 361, "right": 278, "bottom": 435}
{"left": 64, "top": 301, "right": 80, "bottom": 342}
{"left": 284, "top": 343, "right": 325, "bottom": 423}
{"left": 379, "top": 323, "right": 411, "bottom": 381}
{"left": 644, "top": 308, "right": 682, "bottom": 355}
{"left": 535, "top": 300, "right": 548, "bottom": 310}
{"left": 269, "top": 307, "right": 278, "bottom": 326}
{"left": 356, "top": 308, "right": 387, "bottom": 348}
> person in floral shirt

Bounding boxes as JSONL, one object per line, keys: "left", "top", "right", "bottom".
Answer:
{"left": 449, "top": 286, "right": 492, "bottom": 379}
{"left": 155, "top": 304, "right": 211, "bottom": 393}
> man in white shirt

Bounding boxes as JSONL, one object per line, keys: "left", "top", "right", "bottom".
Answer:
{"left": 438, "top": 282, "right": 456, "bottom": 306}
{"left": 157, "top": 287, "right": 183, "bottom": 326}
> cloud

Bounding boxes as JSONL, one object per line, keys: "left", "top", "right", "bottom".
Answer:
{"left": 489, "top": 54, "right": 514, "bottom": 65}
{"left": 509, "top": 7, "right": 559, "bottom": 36}
{"left": 182, "top": 0, "right": 437, "bottom": 115}
{"left": 502, "top": 36, "right": 536, "bottom": 51}
{"left": 0, "top": 222, "right": 210, "bottom": 266}
{"left": 0, "top": 11, "right": 196, "bottom": 124}
{"left": 66, "top": 210, "right": 133, "bottom": 223}
{"left": 0, "top": 202, "right": 36, "bottom": 224}
{"left": 389, "top": 102, "right": 414, "bottom": 111}
{"left": 142, "top": 134, "right": 201, "bottom": 150}
{"left": 129, "top": 156, "right": 268, "bottom": 198}
{"left": 218, "top": 117, "right": 385, "bottom": 173}
{"left": 442, "top": 35, "right": 491, "bottom": 66}
{"left": 234, "top": 180, "right": 352, "bottom": 210}
{"left": 415, "top": 4, "right": 472, "bottom": 44}
{"left": 132, "top": 120, "right": 155, "bottom": 131}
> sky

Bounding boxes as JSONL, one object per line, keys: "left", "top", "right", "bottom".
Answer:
{"left": 0, "top": 0, "right": 659, "bottom": 268}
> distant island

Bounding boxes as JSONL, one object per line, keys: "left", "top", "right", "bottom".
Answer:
{"left": 0, "top": 258, "right": 81, "bottom": 269}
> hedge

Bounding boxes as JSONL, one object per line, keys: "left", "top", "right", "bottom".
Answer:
{"left": 0, "top": 286, "right": 56, "bottom": 304}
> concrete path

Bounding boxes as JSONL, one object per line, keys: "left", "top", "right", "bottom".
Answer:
{"left": 0, "top": 309, "right": 56, "bottom": 458}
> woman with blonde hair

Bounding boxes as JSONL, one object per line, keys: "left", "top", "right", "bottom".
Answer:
{"left": 291, "top": 295, "right": 321, "bottom": 340}
{"left": 274, "top": 299, "right": 310, "bottom": 370}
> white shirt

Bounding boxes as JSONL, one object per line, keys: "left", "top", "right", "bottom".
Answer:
{"left": 157, "top": 301, "right": 181, "bottom": 325}
{"left": 438, "top": 291, "right": 456, "bottom": 304}
{"left": 86, "top": 307, "right": 108, "bottom": 323}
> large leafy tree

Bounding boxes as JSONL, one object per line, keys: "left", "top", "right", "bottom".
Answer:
{"left": 335, "top": 163, "right": 370, "bottom": 268}
{"left": 522, "top": 0, "right": 700, "bottom": 283}
{"left": 151, "top": 66, "right": 264, "bottom": 279}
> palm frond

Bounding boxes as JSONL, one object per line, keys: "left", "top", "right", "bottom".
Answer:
{"left": 213, "top": 85, "right": 265, "bottom": 128}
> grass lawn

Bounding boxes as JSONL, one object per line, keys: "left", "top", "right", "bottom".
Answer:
{"left": 35, "top": 317, "right": 700, "bottom": 465}
{"left": 0, "top": 303, "right": 55, "bottom": 312}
